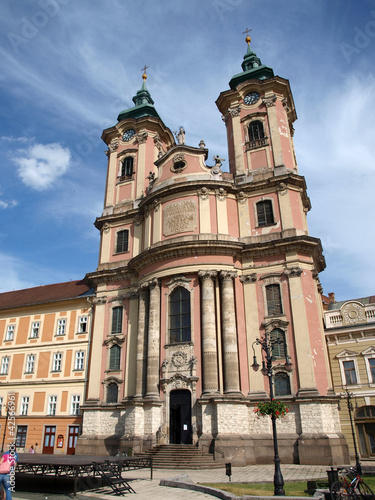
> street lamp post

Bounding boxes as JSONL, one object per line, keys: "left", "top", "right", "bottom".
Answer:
{"left": 341, "top": 389, "right": 361, "bottom": 474}
{"left": 251, "top": 333, "right": 292, "bottom": 496}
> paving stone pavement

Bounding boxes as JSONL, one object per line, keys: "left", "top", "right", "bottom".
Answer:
{"left": 11, "top": 463, "right": 336, "bottom": 499}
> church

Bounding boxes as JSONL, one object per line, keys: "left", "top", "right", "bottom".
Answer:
{"left": 73, "top": 35, "right": 348, "bottom": 465}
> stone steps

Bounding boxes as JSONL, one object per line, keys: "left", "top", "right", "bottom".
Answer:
{"left": 137, "top": 444, "right": 223, "bottom": 469}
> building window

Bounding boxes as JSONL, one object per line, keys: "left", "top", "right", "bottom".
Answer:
{"left": 30, "top": 322, "right": 40, "bottom": 338}
{"left": 274, "top": 372, "right": 291, "bottom": 396}
{"left": 75, "top": 351, "right": 85, "bottom": 371}
{"left": 121, "top": 157, "right": 133, "bottom": 177}
{"left": 169, "top": 287, "right": 191, "bottom": 343}
{"left": 26, "top": 355, "right": 35, "bottom": 373}
{"left": 343, "top": 360, "right": 358, "bottom": 386}
{"left": 5, "top": 325, "right": 14, "bottom": 341}
{"left": 116, "top": 230, "right": 129, "bottom": 254}
{"left": 20, "top": 396, "right": 29, "bottom": 416}
{"left": 109, "top": 345, "right": 121, "bottom": 370}
{"left": 15, "top": 425, "right": 27, "bottom": 447}
{"left": 257, "top": 200, "right": 274, "bottom": 226}
{"left": 78, "top": 316, "right": 88, "bottom": 333}
{"left": 48, "top": 396, "right": 57, "bottom": 415}
{"left": 270, "top": 329, "right": 286, "bottom": 358}
{"left": 106, "top": 383, "right": 118, "bottom": 403}
{"left": 111, "top": 307, "right": 123, "bottom": 335}
{"left": 368, "top": 358, "right": 375, "bottom": 383}
{"left": 266, "top": 284, "right": 282, "bottom": 316}
{"left": 56, "top": 319, "right": 66, "bottom": 336}
{"left": 248, "top": 120, "right": 265, "bottom": 145}
{"left": 71, "top": 395, "right": 81, "bottom": 415}
{"left": 52, "top": 353, "right": 62, "bottom": 372}
{"left": 0, "top": 397, "right": 3, "bottom": 415}
{"left": 1, "top": 357, "right": 9, "bottom": 375}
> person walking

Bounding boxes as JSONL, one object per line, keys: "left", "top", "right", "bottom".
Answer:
{"left": 0, "top": 449, "right": 18, "bottom": 500}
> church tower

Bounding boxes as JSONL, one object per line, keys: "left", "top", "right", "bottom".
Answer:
{"left": 77, "top": 38, "right": 348, "bottom": 465}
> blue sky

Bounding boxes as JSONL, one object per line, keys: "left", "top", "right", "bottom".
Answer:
{"left": 0, "top": 0, "right": 374, "bottom": 301}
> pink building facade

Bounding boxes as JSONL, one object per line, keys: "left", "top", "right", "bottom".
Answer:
{"left": 77, "top": 38, "right": 348, "bottom": 464}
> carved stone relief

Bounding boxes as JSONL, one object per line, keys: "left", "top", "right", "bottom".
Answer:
{"left": 163, "top": 199, "right": 197, "bottom": 236}
{"left": 341, "top": 302, "right": 366, "bottom": 326}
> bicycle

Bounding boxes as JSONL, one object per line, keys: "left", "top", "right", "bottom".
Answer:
{"left": 330, "top": 466, "right": 375, "bottom": 499}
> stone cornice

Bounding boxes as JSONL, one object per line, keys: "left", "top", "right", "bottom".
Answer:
{"left": 85, "top": 267, "right": 137, "bottom": 287}
{"left": 125, "top": 234, "right": 325, "bottom": 274}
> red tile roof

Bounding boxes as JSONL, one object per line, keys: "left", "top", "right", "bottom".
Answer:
{"left": 0, "top": 280, "right": 94, "bottom": 310}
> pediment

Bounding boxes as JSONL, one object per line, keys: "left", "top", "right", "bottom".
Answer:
{"left": 336, "top": 349, "right": 358, "bottom": 359}
{"left": 361, "top": 346, "right": 375, "bottom": 356}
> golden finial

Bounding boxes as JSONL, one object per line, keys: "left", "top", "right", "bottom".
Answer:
{"left": 141, "top": 65, "right": 149, "bottom": 81}
{"left": 242, "top": 28, "right": 252, "bottom": 44}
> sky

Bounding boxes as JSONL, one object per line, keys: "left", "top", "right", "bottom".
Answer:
{"left": 0, "top": 0, "right": 374, "bottom": 301}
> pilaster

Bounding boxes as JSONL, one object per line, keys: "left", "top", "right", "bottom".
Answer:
{"left": 285, "top": 266, "right": 317, "bottom": 392}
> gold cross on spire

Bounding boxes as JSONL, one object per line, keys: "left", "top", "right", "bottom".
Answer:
{"left": 242, "top": 28, "right": 252, "bottom": 44}
{"left": 141, "top": 65, "right": 149, "bottom": 80}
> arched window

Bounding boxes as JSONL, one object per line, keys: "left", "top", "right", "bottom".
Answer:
{"left": 121, "top": 157, "right": 133, "bottom": 177}
{"left": 266, "top": 284, "right": 282, "bottom": 316}
{"left": 109, "top": 345, "right": 121, "bottom": 371}
{"left": 248, "top": 121, "right": 265, "bottom": 144}
{"left": 274, "top": 372, "right": 291, "bottom": 396}
{"left": 169, "top": 287, "right": 191, "bottom": 343}
{"left": 257, "top": 200, "right": 274, "bottom": 226}
{"left": 106, "top": 382, "right": 118, "bottom": 403}
{"left": 270, "top": 328, "right": 286, "bottom": 358}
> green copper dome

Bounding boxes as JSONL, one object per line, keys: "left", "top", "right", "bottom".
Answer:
{"left": 117, "top": 77, "right": 161, "bottom": 122}
{"left": 229, "top": 37, "right": 274, "bottom": 90}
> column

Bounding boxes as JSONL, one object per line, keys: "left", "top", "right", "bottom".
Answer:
{"left": 220, "top": 271, "right": 241, "bottom": 394}
{"left": 134, "top": 284, "right": 149, "bottom": 398}
{"left": 263, "top": 95, "right": 284, "bottom": 167}
{"left": 145, "top": 278, "right": 160, "bottom": 398}
{"left": 198, "top": 271, "right": 219, "bottom": 394}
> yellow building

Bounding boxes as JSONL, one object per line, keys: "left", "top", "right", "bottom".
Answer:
{"left": 0, "top": 280, "right": 94, "bottom": 454}
{"left": 325, "top": 295, "right": 375, "bottom": 459}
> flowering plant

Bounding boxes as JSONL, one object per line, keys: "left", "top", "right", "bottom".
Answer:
{"left": 254, "top": 399, "right": 290, "bottom": 419}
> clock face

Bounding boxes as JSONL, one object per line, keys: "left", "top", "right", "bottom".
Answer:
{"left": 122, "top": 129, "right": 136, "bottom": 142}
{"left": 244, "top": 91, "right": 260, "bottom": 105}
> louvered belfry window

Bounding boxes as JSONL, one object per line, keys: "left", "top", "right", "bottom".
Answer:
{"left": 266, "top": 284, "right": 282, "bottom": 316}
{"left": 248, "top": 120, "right": 265, "bottom": 143}
{"left": 257, "top": 200, "right": 274, "bottom": 226}
{"left": 116, "top": 230, "right": 129, "bottom": 253}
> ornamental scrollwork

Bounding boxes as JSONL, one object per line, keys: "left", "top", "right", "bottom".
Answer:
{"left": 134, "top": 131, "right": 148, "bottom": 144}
{"left": 198, "top": 187, "right": 209, "bottom": 200}
{"left": 239, "top": 273, "right": 257, "bottom": 284}
{"left": 215, "top": 187, "right": 227, "bottom": 201}
{"left": 262, "top": 95, "right": 277, "bottom": 107}
{"left": 228, "top": 105, "right": 241, "bottom": 117}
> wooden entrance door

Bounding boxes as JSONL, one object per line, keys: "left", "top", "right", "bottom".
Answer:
{"left": 67, "top": 426, "right": 80, "bottom": 455}
{"left": 43, "top": 425, "right": 56, "bottom": 454}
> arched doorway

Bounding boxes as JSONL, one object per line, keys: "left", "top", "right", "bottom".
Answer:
{"left": 169, "top": 389, "right": 192, "bottom": 444}
{"left": 356, "top": 406, "right": 375, "bottom": 457}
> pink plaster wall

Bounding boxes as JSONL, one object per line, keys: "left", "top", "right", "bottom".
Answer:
{"left": 250, "top": 149, "right": 268, "bottom": 170}
{"left": 288, "top": 189, "right": 304, "bottom": 231}
{"left": 227, "top": 198, "right": 239, "bottom": 238}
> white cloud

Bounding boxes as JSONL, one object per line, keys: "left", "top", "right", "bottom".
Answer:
{"left": 0, "top": 199, "right": 17, "bottom": 209}
{"left": 14, "top": 143, "right": 71, "bottom": 190}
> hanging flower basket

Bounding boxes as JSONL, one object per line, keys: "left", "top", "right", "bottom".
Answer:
{"left": 254, "top": 400, "right": 290, "bottom": 419}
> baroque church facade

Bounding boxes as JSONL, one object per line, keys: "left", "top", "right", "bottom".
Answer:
{"left": 72, "top": 37, "right": 349, "bottom": 464}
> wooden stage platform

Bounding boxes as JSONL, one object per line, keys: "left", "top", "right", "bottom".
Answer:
{"left": 16, "top": 453, "right": 152, "bottom": 496}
